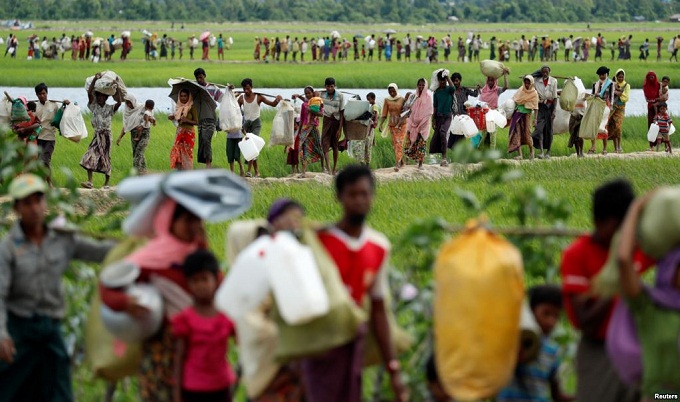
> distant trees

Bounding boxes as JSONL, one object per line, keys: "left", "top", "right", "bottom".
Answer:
{"left": 0, "top": 0, "right": 670, "bottom": 23}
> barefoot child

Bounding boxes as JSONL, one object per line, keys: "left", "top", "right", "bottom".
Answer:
{"left": 132, "top": 100, "right": 155, "bottom": 174}
{"left": 80, "top": 73, "right": 121, "bottom": 189}
{"left": 172, "top": 250, "right": 237, "bottom": 402}
{"left": 654, "top": 102, "right": 673, "bottom": 153}
{"left": 169, "top": 89, "right": 198, "bottom": 170}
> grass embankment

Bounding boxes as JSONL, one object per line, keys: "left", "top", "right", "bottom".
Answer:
{"left": 2, "top": 21, "right": 680, "bottom": 88}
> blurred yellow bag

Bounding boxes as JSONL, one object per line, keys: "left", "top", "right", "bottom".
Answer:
{"left": 434, "top": 220, "right": 524, "bottom": 401}
{"left": 85, "top": 237, "right": 146, "bottom": 382}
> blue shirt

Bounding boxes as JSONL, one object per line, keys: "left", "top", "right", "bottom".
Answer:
{"left": 497, "top": 338, "right": 561, "bottom": 402}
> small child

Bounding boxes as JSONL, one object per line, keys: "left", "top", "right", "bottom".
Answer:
{"left": 13, "top": 101, "right": 41, "bottom": 145}
{"left": 308, "top": 96, "right": 323, "bottom": 114}
{"left": 361, "top": 45, "right": 366, "bottom": 60}
{"left": 172, "top": 250, "right": 237, "bottom": 402}
{"left": 654, "top": 102, "right": 673, "bottom": 153}
{"left": 497, "top": 285, "right": 574, "bottom": 402}
{"left": 131, "top": 100, "right": 155, "bottom": 174}
{"left": 660, "top": 75, "right": 670, "bottom": 103}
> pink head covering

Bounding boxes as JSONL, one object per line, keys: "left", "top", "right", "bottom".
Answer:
{"left": 407, "top": 79, "right": 434, "bottom": 142}
{"left": 125, "top": 198, "right": 202, "bottom": 270}
{"left": 480, "top": 78, "right": 500, "bottom": 109}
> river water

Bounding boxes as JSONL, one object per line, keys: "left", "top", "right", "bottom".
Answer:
{"left": 3, "top": 87, "right": 678, "bottom": 116}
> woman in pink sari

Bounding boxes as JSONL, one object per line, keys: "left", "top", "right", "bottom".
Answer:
{"left": 405, "top": 78, "right": 433, "bottom": 169}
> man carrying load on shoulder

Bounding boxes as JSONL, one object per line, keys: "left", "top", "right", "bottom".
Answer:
{"left": 34, "top": 83, "right": 70, "bottom": 188}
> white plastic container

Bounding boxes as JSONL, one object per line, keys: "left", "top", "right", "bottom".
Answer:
{"left": 216, "top": 235, "right": 272, "bottom": 321}
{"left": 239, "top": 133, "right": 265, "bottom": 161}
{"left": 449, "top": 115, "right": 464, "bottom": 135}
{"left": 266, "top": 232, "right": 329, "bottom": 325}
{"left": 485, "top": 119, "right": 497, "bottom": 133}
{"left": 485, "top": 109, "right": 507, "bottom": 130}
{"left": 647, "top": 123, "right": 660, "bottom": 142}
{"left": 460, "top": 115, "right": 479, "bottom": 138}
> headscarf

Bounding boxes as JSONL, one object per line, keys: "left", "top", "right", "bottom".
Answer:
{"left": 122, "top": 93, "right": 145, "bottom": 133}
{"left": 513, "top": 75, "right": 539, "bottom": 110}
{"left": 480, "top": 77, "right": 500, "bottom": 109}
{"left": 408, "top": 79, "right": 434, "bottom": 141}
{"left": 643, "top": 71, "right": 660, "bottom": 103}
{"left": 174, "top": 90, "right": 194, "bottom": 120}
{"left": 267, "top": 198, "right": 302, "bottom": 224}
{"left": 614, "top": 69, "right": 630, "bottom": 104}
{"left": 385, "top": 83, "right": 400, "bottom": 101}
{"left": 126, "top": 198, "right": 202, "bottom": 270}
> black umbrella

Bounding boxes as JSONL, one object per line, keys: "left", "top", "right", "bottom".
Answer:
{"left": 167, "top": 78, "right": 218, "bottom": 112}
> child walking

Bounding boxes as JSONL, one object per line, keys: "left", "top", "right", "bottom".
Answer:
{"left": 131, "top": 100, "right": 155, "bottom": 174}
{"left": 497, "top": 285, "right": 575, "bottom": 402}
{"left": 654, "top": 102, "right": 673, "bottom": 153}
{"left": 286, "top": 115, "right": 301, "bottom": 174}
{"left": 80, "top": 73, "right": 121, "bottom": 189}
{"left": 172, "top": 250, "right": 237, "bottom": 402}
{"left": 169, "top": 89, "right": 198, "bottom": 170}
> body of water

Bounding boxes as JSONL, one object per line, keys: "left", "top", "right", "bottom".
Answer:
{"left": 4, "top": 87, "right": 678, "bottom": 117}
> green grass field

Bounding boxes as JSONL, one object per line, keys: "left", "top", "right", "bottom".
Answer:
{"left": 2, "top": 20, "right": 680, "bottom": 88}
{"left": 5, "top": 20, "right": 680, "bottom": 401}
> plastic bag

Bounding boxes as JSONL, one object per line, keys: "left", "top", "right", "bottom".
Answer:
{"left": 579, "top": 97, "right": 606, "bottom": 140}
{"left": 84, "top": 71, "right": 127, "bottom": 102}
{"left": 51, "top": 105, "right": 65, "bottom": 128}
{"left": 10, "top": 98, "right": 29, "bottom": 123}
{"left": 218, "top": 88, "right": 242, "bottom": 132}
{"left": 59, "top": 104, "right": 89, "bottom": 143}
{"left": 553, "top": 102, "right": 571, "bottom": 135}
{"left": 480, "top": 60, "right": 508, "bottom": 79}
{"left": 573, "top": 77, "right": 587, "bottom": 97}
{"left": 434, "top": 219, "right": 524, "bottom": 401}
{"left": 560, "top": 79, "right": 578, "bottom": 112}
{"left": 269, "top": 101, "right": 295, "bottom": 147}
{"left": 501, "top": 99, "right": 516, "bottom": 119}
{"left": 592, "top": 232, "right": 622, "bottom": 298}
{"left": 430, "top": 69, "right": 448, "bottom": 92}
{"left": 598, "top": 106, "right": 610, "bottom": 135}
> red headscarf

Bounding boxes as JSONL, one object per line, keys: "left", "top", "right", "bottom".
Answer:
{"left": 643, "top": 71, "right": 660, "bottom": 103}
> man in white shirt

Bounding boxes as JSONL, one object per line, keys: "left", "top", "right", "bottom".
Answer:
{"left": 34, "top": 83, "right": 70, "bottom": 187}
{"left": 565, "top": 35, "right": 573, "bottom": 62}
{"left": 531, "top": 65, "right": 559, "bottom": 159}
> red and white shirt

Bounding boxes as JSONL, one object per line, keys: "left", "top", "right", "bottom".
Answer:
{"left": 317, "top": 226, "right": 390, "bottom": 305}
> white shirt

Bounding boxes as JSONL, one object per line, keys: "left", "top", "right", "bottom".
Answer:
{"left": 35, "top": 101, "right": 59, "bottom": 141}
{"left": 534, "top": 76, "right": 558, "bottom": 103}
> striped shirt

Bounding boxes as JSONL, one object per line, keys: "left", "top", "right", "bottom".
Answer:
{"left": 654, "top": 112, "right": 672, "bottom": 135}
{"left": 497, "top": 338, "right": 561, "bottom": 402}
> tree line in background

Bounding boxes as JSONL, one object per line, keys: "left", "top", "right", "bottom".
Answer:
{"left": 2, "top": 0, "right": 677, "bottom": 23}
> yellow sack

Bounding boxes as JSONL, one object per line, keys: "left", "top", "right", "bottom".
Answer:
{"left": 85, "top": 237, "right": 146, "bottom": 382}
{"left": 434, "top": 220, "right": 524, "bottom": 401}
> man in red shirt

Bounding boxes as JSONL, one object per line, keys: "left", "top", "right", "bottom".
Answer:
{"left": 561, "top": 179, "right": 648, "bottom": 402}
{"left": 301, "top": 165, "right": 408, "bottom": 402}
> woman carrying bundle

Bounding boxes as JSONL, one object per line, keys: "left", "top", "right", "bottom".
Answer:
{"left": 507, "top": 76, "right": 538, "bottom": 160}
{"left": 378, "top": 83, "right": 407, "bottom": 172}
